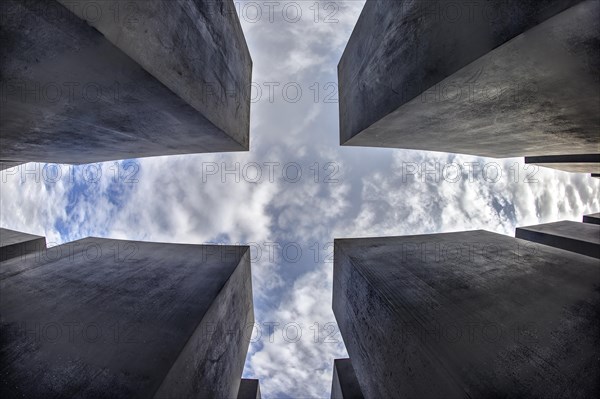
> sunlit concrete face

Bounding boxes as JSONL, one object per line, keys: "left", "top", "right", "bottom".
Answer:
{"left": 0, "top": 0, "right": 251, "bottom": 165}
{"left": 333, "top": 231, "right": 600, "bottom": 398}
{"left": 0, "top": 236, "right": 254, "bottom": 398}
{"left": 338, "top": 0, "right": 599, "bottom": 158}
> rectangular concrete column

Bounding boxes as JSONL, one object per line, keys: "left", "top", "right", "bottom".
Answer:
{"left": 583, "top": 213, "right": 600, "bottom": 225}
{"left": 1, "top": 0, "right": 251, "bottom": 164}
{"left": 0, "top": 227, "right": 46, "bottom": 262}
{"left": 525, "top": 154, "right": 600, "bottom": 174}
{"left": 1, "top": 237, "right": 254, "bottom": 398}
{"left": 333, "top": 231, "right": 600, "bottom": 398}
{"left": 238, "top": 379, "right": 261, "bottom": 399}
{"left": 331, "top": 358, "right": 364, "bottom": 399}
{"left": 516, "top": 220, "right": 600, "bottom": 259}
{"left": 338, "top": 0, "right": 599, "bottom": 157}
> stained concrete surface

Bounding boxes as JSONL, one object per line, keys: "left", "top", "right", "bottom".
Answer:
{"left": 525, "top": 154, "right": 600, "bottom": 174}
{"left": 516, "top": 220, "right": 600, "bottom": 259}
{"left": 339, "top": 0, "right": 599, "bottom": 157}
{"left": 238, "top": 378, "right": 261, "bottom": 399}
{"left": 333, "top": 231, "right": 600, "bottom": 398}
{"left": 0, "top": 237, "right": 253, "bottom": 398}
{"left": 1, "top": 0, "right": 251, "bottom": 164}
{"left": 331, "top": 358, "right": 364, "bottom": 399}
{"left": 0, "top": 227, "right": 46, "bottom": 262}
{"left": 583, "top": 213, "right": 600, "bottom": 225}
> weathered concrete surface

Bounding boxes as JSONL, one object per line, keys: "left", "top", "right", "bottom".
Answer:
{"left": 516, "top": 220, "right": 600, "bottom": 259}
{"left": 333, "top": 231, "right": 600, "bottom": 398}
{"left": 339, "top": 0, "right": 599, "bottom": 157}
{"left": 0, "top": 237, "right": 254, "bottom": 398}
{"left": 0, "top": 162, "right": 22, "bottom": 172}
{"left": 583, "top": 213, "right": 600, "bottom": 225}
{"left": 331, "top": 358, "right": 364, "bottom": 399}
{"left": 0, "top": 227, "right": 46, "bottom": 262}
{"left": 1, "top": 0, "right": 251, "bottom": 164}
{"left": 238, "top": 379, "right": 261, "bottom": 399}
{"left": 525, "top": 154, "right": 600, "bottom": 174}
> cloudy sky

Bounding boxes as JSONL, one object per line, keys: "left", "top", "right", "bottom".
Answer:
{"left": 1, "top": 1, "right": 600, "bottom": 397}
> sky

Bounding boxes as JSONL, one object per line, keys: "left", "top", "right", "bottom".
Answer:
{"left": 1, "top": 1, "right": 600, "bottom": 398}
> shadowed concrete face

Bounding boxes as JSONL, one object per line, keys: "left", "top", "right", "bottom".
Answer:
{"left": 0, "top": 162, "right": 22, "bottom": 172}
{"left": 516, "top": 220, "right": 600, "bottom": 259}
{"left": 1, "top": 0, "right": 251, "bottom": 164}
{"left": 238, "top": 378, "right": 261, "bottom": 399}
{"left": 331, "top": 358, "right": 364, "bottom": 399}
{"left": 0, "top": 227, "right": 46, "bottom": 262}
{"left": 0, "top": 237, "right": 254, "bottom": 398}
{"left": 333, "top": 231, "right": 600, "bottom": 398}
{"left": 339, "top": 0, "right": 599, "bottom": 157}
{"left": 525, "top": 154, "right": 600, "bottom": 174}
{"left": 583, "top": 213, "right": 600, "bottom": 225}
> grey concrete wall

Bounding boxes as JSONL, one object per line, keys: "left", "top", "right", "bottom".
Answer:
{"left": 525, "top": 154, "right": 600, "bottom": 174}
{"left": 331, "top": 358, "right": 364, "bottom": 399}
{"left": 516, "top": 220, "right": 600, "bottom": 259}
{"left": 333, "top": 231, "right": 600, "bottom": 398}
{"left": 1, "top": 0, "right": 251, "bottom": 164}
{"left": 0, "top": 237, "right": 253, "bottom": 398}
{"left": 238, "top": 379, "right": 261, "bottom": 399}
{"left": 339, "top": 0, "right": 599, "bottom": 157}
{"left": 583, "top": 213, "right": 600, "bottom": 225}
{"left": 154, "top": 248, "right": 254, "bottom": 399}
{"left": 0, "top": 227, "right": 46, "bottom": 262}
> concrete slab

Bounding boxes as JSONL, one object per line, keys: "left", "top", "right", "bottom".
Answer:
{"left": 331, "top": 358, "right": 364, "bottom": 399}
{"left": 238, "top": 379, "right": 261, "bottom": 399}
{"left": 0, "top": 227, "right": 46, "bottom": 262}
{"left": 0, "top": 162, "right": 22, "bottom": 171}
{"left": 339, "top": 0, "right": 599, "bottom": 157}
{"left": 1, "top": 0, "right": 251, "bottom": 164}
{"left": 0, "top": 237, "right": 254, "bottom": 398}
{"left": 525, "top": 154, "right": 600, "bottom": 174}
{"left": 333, "top": 231, "right": 600, "bottom": 398}
{"left": 516, "top": 220, "right": 600, "bottom": 259}
{"left": 583, "top": 213, "right": 600, "bottom": 225}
